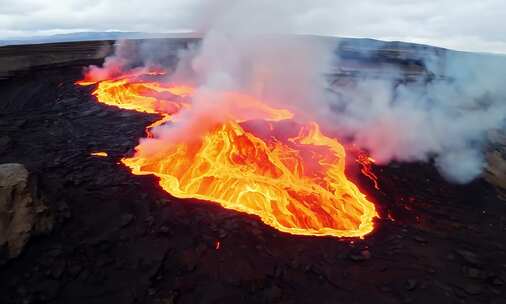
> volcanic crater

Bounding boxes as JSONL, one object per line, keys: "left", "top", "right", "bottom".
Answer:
{"left": 0, "top": 39, "right": 505, "bottom": 304}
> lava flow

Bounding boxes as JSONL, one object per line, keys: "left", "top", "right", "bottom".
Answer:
{"left": 78, "top": 70, "right": 378, "bottom": 238}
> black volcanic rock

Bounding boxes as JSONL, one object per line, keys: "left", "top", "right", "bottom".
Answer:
{"left": 0, "top": 39, "right": 505, "bottom": 304}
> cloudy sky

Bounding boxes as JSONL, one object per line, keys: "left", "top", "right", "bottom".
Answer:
{"left": 1, "top": 0, "right": 505, "bottom": 53}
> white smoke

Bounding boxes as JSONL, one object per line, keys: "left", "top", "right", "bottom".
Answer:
{"left": 148, "top": 1, "right": 332, "bottom": 145}
{"left": 328, "top": 49, "right": 506, "bottom": 183}
{"left": 84, "top": 1, "right": 506, "bottom": 184}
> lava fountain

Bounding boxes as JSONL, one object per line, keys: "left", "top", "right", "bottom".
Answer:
{"left": 78, "top": 69, "right": 378, "bottom": 238}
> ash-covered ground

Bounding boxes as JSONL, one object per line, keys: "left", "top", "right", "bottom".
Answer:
{"left": 0, "top": 39, "right": 505, "bottom": 304}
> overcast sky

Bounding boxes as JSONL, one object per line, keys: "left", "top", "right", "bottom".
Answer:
{"left": 1, "top": 0, "right": 505, "bottom": 53}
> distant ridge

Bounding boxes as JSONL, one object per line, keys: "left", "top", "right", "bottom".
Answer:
{"left": 0, "top": 31, "right": 202, "bottom": 46}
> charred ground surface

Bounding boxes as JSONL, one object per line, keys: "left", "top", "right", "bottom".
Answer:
{"left": 0, "top": 40, "right": 505, "bottom": 304}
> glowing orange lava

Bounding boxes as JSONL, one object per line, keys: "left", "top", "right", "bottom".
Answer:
{"left": 78, "top": 71, "right": 377, "bottom": 238}
{"left": 90, "top": 151, "right": 108, "bottom": 157}
{"left": 356, "top": 153, "right": 380, "bottom": 190}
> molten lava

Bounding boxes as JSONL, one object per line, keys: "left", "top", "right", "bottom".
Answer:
{"left": 90, "top": 151, "right": 108, "bottom": 157}
{"left": 78, "top": 71, "right": 377, "bottom": 238}
{"left": 356, "top": 153, "right": 380, "bottom": 190}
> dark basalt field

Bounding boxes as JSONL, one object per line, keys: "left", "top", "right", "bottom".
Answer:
{"left": 0, "top": 39, "right": 505, "bottom": 304}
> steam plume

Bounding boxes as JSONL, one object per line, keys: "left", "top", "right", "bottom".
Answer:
{"left": 328, "top": 49, "right": 506, "bottom": 183}
{"left": 84, "top": 1, "right": 506, "bottom": 184}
